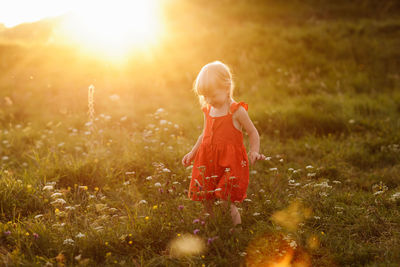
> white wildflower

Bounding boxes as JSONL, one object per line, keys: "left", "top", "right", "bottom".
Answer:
{"left": 305, "top": 165, "right": 313, "bottom": 169}
{"left": 265, "top": 157, "right": 272, "bottom": 161}
{"left": 50, "top": 192, "right": 63, "bottom": 198}
{"left": 307, "top": 173, "right": 316, "bottom": 177}
{"left": 154, "top": 182, "right": 162, "bottom": 187}
{"left": 76, "top": 233, "right": 85, "bottom": 238}
{"left": 244, "top": 198, "right": 252, "bottom": 202}
{"left": 65, "top": 206, "right": 76, "bottom": 211}
{"left": 123, "top": 181, "right": 130, "bottom": 186}
{"left": 313, "top": 181, "right": 332, "bottom": 189}
{"left": 314, "top": 216, "right": 320, "bottom": 220}
{"left": 390, "top": 192, "right": 400, "bottom": 201}
{"left": 2, "top": 156, "right": 9, "bottom": 161}
{"left": 160, "top": 120, "right": 168, "bottom": 125}
{"left": 319, "top": 192, "right": 328, "bottom": 197}
{"left": 155, "top": 108, "right": 165, "bottom": 114}
{"left": 146, "top": 176, "right": 153, "bottom": 181}
{"left": 239, "top": 252, "right": 247, "bottom": 257}
{"left": 288, "top": 240, "right": 297, "bottom": 249}
{"left": 51, "top": 198, "right": 66, "bottom": 205}
{"left": 349, "top": 119, "right": 355, "bottom": 124}
{"left": 259, "top": 189, "right": 265, "bottom": 193}
{"left": 332, "top": 180, "right": 342, "bottom": 184}
{"left": 120, "top": 116, "right": 127, "bottom": 121}
{"left": 253, "top": 212, "right": 260, "bottom": 216}
{"left": 125, "top": 171, "right": 135, "bottom": 175}
{"left": 63, "top": 238, "right": 75, "bottom": 245}
{"left": 162, "top": 168, "right": 171, "bottom": 173}
{"left": 42, "top": 185, "right": 54, "bottom": 191}
{"left": 269, "top": 167, "right": 278, "bottom": 171}
{"left": 34, "top": 214, "right": 43, "bottom": 219}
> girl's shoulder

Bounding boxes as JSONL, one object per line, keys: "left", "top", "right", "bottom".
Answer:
{"left": 230, "top": 101, "right": 248, "bottom": 114}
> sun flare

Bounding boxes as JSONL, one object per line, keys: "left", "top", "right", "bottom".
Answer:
{"left": 58, "top": 0, "right": 162, "bottom": 59}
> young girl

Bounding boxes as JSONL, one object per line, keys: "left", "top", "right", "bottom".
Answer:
{"left": 182, "top": 61, "right": 265, "bottom": 230}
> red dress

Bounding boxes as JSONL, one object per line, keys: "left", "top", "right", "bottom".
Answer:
{"left": 188, "top": 102, "right": 249, "bottom": 202}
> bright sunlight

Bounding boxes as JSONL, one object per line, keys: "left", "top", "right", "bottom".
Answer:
{"left": 58, "top": 0, "right": 162, "bottom": 60}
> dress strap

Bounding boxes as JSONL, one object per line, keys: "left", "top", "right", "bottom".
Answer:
{"left": 202, "top": 104, "right": 210, "bottom": 115}
{"left": 230, "top": 102, "right": 248, "bottom": 114}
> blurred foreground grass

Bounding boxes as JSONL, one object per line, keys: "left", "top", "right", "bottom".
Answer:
{"left": 0, "top": 0, "right": 400, "bottom": 266}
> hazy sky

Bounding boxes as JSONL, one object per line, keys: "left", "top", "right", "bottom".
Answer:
{"left": 0, "top": 0, "right": 115, "bottom": 27}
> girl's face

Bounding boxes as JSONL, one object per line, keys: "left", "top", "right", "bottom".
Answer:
{"left": 203, "top": 89, "right": 229, "bottom": 108}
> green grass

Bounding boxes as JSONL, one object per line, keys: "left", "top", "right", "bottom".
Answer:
{"left": 0, "top": 0, "right": 400, "bottom": 266}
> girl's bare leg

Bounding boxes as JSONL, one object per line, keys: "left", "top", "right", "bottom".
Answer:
{"left": 230, "top": 203, "right": 242, "bottom": 226}
{"left": 222, "top": 201, "right": 242, "bottom": 227}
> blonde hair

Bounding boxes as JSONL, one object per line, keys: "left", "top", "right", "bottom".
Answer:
{"left": 193, "top": 61, "right": 234, "bottom": 107}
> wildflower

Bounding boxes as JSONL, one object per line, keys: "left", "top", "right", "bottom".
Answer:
{"left": 95, "top": 187, "right": 99, "bottom": 191}
{"left": 125, "top": 171, "right": 135, "bottom": 175}
{"left": 145, "top": 216, "right": 149, "bottom": 220}
{"left": 34, "top": 214, "right": 43, "bottom": 219}
{"left": 50, "top": 193, "right": 63, "bottom": 198}
{"left": 265, "top": 157, "right": 272, "bottom": 161}
{"left": 177, "top": 233, "right": 181, "bottom": 237}
{"left": 51, "top": 198, "right": 66, "bottom": 205}
{"left": 178, "top": 205, "right": 184, "bottom": 211}
{"left": 244, "top": 198, "right": 252, "bottom": 202}
{"left": 193, "top": 229, "right": 200, "bottom": 235}
{"left": 76, "top": 233, "right": 85, "bottom": 238}
{"left": 307, "top": 173, "right": 316, "bottom": 177}
{"left": 42, "top": 185, "right": 54, "bottom": 191}
{"left": 207, "top": 236, "right": 218, "bottom": 245}
{"left": 253, "top": 212, "right": 260, "bottom": 216}
{"left": 155, "top": 108, "right": 165, "bottom": 114}
{"left": 25, "top": 232, "right": 30, "bottom": 236}
{"left": 239, "top": 252, "right": 247, "bottom": 257}
{"left": 314, "top": 181, "right": 332, "bottom": 189}
{"left": 106, "top": 252, "right": 112, "bottom": 257}
{"left": 305, "top": 165, "right": 313, "bottom": 169}
{"left": 139, "top": 200, "right": 148, "bottom": 205}
{"left": 63, "top": 238, "right": 75, "bottom": 245}
{"left": 162, "top": 168, "right": 171, "bottom": 173}
{"left": 78, "top": 186, "right": 88, "bottom": 191}
{"left": 153, "top": 205, "right": 158, "bottom": 210}
{"left": 193, "top": 219, "right": 200, "bottom": 224}
{"left": 390, "top": 192, "right": 400, "bottom": 201}
{"left": 146, "top": 176, "right": 153, "bottom": 181}
{"left": 32, "top": 232, "right": 39, "bottom": 239}
{"left": 160, "top": 119, "right": 168, "bottom": 125}
{"left": 4, "top": 230, "right": 11, "bottom": 236}
{"left": 269, "top": 167, "right": 278, "bottom": 171}
{"left": 154, "top": 182, "right": 162, "bottom": 187}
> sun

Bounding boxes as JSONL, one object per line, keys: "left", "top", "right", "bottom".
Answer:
{"left": 58, "top": 0, "right": 162, "bottom": 60}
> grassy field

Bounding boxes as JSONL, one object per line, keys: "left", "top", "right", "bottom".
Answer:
{"left": 1, "top": 0, "right": 400, "bottom": 266}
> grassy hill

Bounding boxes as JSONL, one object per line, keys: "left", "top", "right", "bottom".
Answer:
{"left": 0, "top": 0, "right": 399, "bottom": 266}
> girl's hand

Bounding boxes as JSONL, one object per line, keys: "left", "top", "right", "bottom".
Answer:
{"left": 249, "top": 151, "right": 266, "bottom": 165}
{"left": 182, "top": 151, "right": 195, "bottom": 167}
